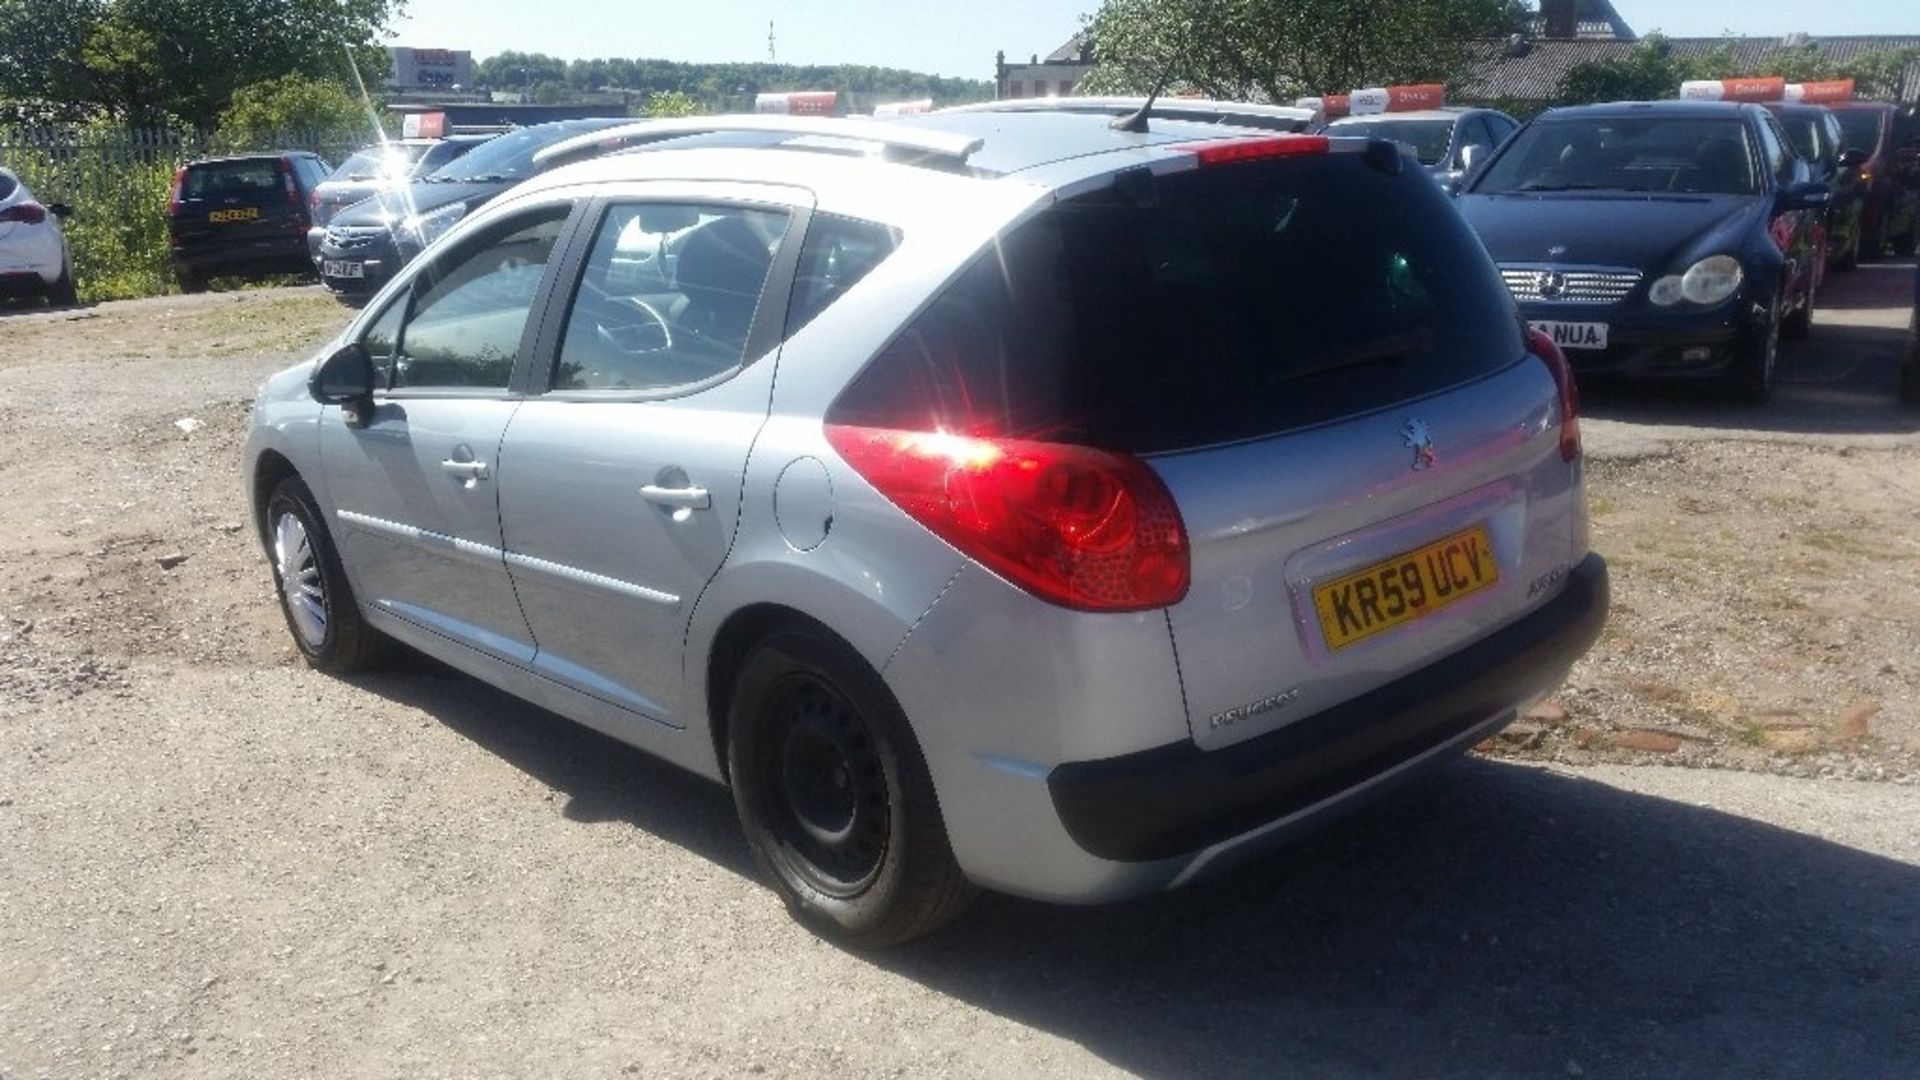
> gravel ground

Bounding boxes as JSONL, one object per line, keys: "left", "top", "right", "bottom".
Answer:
{"left": 3, "top": 279, "right": 1918, "bottom": 1078}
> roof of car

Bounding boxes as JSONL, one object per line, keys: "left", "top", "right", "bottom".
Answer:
{"left": 186, "top": 151, "right": 324, "bottom": 166}
{"left": 1536, "top": 100, "right": 1763, "bottom": 121}
{"left": 1761, "top": 102, "right": 1836, "bottom": 117}
{"left": 1328, "top": 109, "right": 1471, "bottom": 123}
{"left": 944, "top": 96, "right": 1313, "bottom": 130}
{"left": 896, "top": 109, "right": 1299, "bottom": 174}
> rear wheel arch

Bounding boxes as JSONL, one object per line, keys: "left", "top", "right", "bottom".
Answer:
{"left": 706, "top": 604, "right": 865, "bottom": 785}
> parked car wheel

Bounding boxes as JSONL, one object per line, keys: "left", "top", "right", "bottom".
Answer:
{"left": 1729, "top": 296, "right": 1780, "bottom": 404}
{"left": 1893, "top": 229, "right": 1917, "bottom": 258}
{"left": 727, "top": 627, "right": 976, "bottom": 946}
{"left": 48, "top": 263, "right": 76, "bottom": 306}
{"left": 175, "top": 267, "right": 207, "bottom": 294}
{"left": 1780, "top": 291, "right": 1812, "bottom": 341}
{"left": 1832, "top": 230, "right": 1859, "bottom": 272}
{"left": 265, "top": 476, "right": 383, "bottom": 673}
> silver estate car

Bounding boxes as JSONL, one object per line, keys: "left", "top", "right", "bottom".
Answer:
{"left": 244, "top": 109, "right": 1608, "bottom": 945}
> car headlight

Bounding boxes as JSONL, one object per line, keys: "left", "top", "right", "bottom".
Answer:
{"left": 1648, "top": 256, "right": 1744, "bottom": 307}
{"left": 401, "top": 202, "right": 469, "bottom": 248}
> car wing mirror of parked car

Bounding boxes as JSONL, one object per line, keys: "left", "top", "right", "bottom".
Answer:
{"left": 1781, "top": 181, "right": 1831, "bottom": 212}
{"left": 1837, "top": 148, "right": 1868, "bottom": 170}
{"left": 46, "top": 202, "right": 73, "bottom": 220}
{"left": 1458, "top": 143, "right": 1488, "bottom": 175}
{"left": 310, "top": 342, "right": 377, "bottom": 425}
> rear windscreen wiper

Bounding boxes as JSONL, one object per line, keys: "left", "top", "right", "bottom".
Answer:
{"left": 1276, "top": 329, "right": 1434, "bottom": 384}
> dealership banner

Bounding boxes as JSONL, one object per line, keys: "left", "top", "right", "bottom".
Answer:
{"left": 755, "top": 92, "right": 839, "bottom": 116}
{"left": 1679, "top": 76, "right": 1787, "bottom": 102}
{"left": 1296, "top": 84, "right": 1443, "bottom": 121}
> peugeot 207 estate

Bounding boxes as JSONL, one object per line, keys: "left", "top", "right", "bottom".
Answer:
{"left": 244, "top": 108, "right": 1608, "bottom": 945}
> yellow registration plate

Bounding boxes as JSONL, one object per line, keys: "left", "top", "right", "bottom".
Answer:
{"left": 208, "top": 207, "right": 260, "bottom": 223}
{"left": 1312, "top": 525, "right": 1498, "bottom": 650}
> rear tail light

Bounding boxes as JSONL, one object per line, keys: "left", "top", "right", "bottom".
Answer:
{"left": 1174, "top": 134, "right": 1329, "bottom": 166}
{"left": 1527, "top": 327, "right": 1581, "bottom": 462}
{"left": 0, "top": 201, "right": 47, "bottom": 225}
{"left": 279, "top": 156, "right": 301, "bottom": 205}
{"left": 824, "top": 425, "right": 1191, "bottom": 612}
{"left": 166, "top": 166, "right": 187, "bottom": 215}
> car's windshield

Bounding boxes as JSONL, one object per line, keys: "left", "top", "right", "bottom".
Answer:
{"left": 332, "top": 145, "right": 424, "bottom": 182}
{"left": 1326, "top": 118, "right": 1454, "bottom": 165}
{"left": 1834, "top": 109, "right": 1884, "bottom": 156}
{"left": 1473, "top": 117, "right": 1759, "bottom": 196}
{"left": 426, "top": 120, "right": 622, "bottom": 183}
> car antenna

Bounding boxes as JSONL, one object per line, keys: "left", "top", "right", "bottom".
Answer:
{"left": 1111, "top": 68, "right": 1175, "bottom": 133}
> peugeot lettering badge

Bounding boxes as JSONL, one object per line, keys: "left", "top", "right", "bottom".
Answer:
{"left": 1402, "top": 418, "right": 1436, "bottom": 470}
{"left": 1534, "top": 270, "right": 1567, "bottom": 300}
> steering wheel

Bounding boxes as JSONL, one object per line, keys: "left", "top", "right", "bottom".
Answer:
{"left": 591, "top": 294, "right": 673, "bottom": 355}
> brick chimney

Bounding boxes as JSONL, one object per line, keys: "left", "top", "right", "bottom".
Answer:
{"left": 1542, "top": 0, "right": 1577, "bottom": 40}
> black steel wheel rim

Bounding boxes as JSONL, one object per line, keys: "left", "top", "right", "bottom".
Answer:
{"left": 756, "top": 675, "right": 889, "bottom": 898}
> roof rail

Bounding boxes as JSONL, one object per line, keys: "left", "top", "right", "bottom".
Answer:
{"left": 532, "top": 114, "right": 986, "bottom": 172}
{"left": 945, "top": 96, "right": 1315, "bottom": 133}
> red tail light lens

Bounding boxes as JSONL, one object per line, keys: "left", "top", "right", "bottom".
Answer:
{"left": 1526, "top": 327, "right": 1581, "bottom": 462}
{"left": 280, "top": 156, "right": 299, "bottom": 204}
{"left": 0, "top": 201, "right": 47, "bottom": 225}
{"left": 825, "top": 425, "right": 1191, "bottom": 612}
{"left": 166, "top": 166, "right": 187, "bottom": 215}
{"left": 1175, "top": 135, "right": 1329, "bottom": 166}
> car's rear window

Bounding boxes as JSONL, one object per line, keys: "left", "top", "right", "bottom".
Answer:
{"left": 1325, "top": 118, "right": 1454, "bottom": 165}
{"left": 184, "top": 160, "right": 284, "bottom": 198}
{"left": 829, "top": 152, "right": 1523, "bottom": 454}
{"left": 0, "top": 172, "right": 16, "bottom": 201}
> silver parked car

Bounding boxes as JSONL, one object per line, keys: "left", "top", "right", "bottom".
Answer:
{"left": 245, "top": 110, "right": 1607, "bottom": 945}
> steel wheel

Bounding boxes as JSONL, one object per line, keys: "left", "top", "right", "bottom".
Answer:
{"left": 759, "top": 675, "right": 890, "bottom": 897}
{"left": 272, "top": 510, "right": 327, "bottom": 650}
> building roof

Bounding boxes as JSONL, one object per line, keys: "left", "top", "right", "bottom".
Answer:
{"left": 1462, "top": 35, "right": 1920, "bottom": 104}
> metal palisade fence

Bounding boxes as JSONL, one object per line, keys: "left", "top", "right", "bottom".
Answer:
{"left": 0, "top": 125, "right": 364, "bottom": 301}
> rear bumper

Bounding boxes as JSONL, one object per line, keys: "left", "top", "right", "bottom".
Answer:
{"left": 1048, "top": 553, "right": 1608, "bottom": 864}
{"left": 172, "top": 236, "right": 310, "bottom": 274}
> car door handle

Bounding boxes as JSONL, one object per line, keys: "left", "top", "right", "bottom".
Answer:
{"left": 441, "top": 459, "right": 490, "bottom": 480}
{"left": 640, "top": 484, "right": 711, "bottom": 510}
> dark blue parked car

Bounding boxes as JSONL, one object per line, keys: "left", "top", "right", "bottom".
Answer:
{"left": 1457, "top": 100, "right": 1831, "bottom": 403}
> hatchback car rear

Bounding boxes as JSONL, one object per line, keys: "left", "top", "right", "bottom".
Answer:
{"left": 168, "top": 153, "right": 329, "bottom": 291}
{"left": 246, "top": 112, "right": 1605, "bottom": 945}
{"left": 0, "top": 166, "right": 75, "bottom": 305}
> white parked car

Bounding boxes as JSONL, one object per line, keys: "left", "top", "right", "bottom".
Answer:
{"left": 0, "top": 166, "right": 75, "bottom": 305}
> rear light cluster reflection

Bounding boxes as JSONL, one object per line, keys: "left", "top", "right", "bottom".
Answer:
{"left": 0, "top": 201, "right": 47, "bottom": 225}
{"left": 166, "top": 166, "right": 187, "bottom": 216}
{"left": 824, "top": 425, "right": 1191, "bottom": 612}
{"left": 1526, "top": 327, "right": 1582, "bottom": 462}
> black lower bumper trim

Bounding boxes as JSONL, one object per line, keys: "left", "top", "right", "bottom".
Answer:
{"left": 1048, "top": 553, "right": 1610, "bottom": 862}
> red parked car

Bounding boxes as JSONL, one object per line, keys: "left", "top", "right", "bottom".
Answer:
{"left": 1829, "top": 102, "right": 1918, "bottom": 258}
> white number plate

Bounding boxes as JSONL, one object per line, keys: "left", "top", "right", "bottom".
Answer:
{"left": 322, "top": 259, "right": 365, "bottom": 279}
{"left": 1529, "top": 320, "right": 1609, "bottom": 351}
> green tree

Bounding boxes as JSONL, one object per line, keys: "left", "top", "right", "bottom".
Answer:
{"left": 217, "top": 74, "right": 367, "bottom": 149}
{"left": 1556, "top": 35, "right": 1697, "bottom": 105}
{"left": 643, "top": 90, "right": 701, "bottom": 118}
{"left": 0, "top": 0, "right": 401, "bottom": 127}
{"left": 1077, "top": 0, "right": 1527, "bottom": 102}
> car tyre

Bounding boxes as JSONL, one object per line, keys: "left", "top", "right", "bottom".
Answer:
{"left": 1893, "top": 229, "right": 1917, "bottom": 259}
{"left": 265, "top": 476, "right": 384, "bottom": 673}
{"left": 728, "top": 627, "right": 976, "bottom": 947}
{"left": 1901, "top": 348, "right": 1920, "bottom": 408}
{"left": 48, "top": 264, "right": 77, "bottom": 306}
{"left": 175, "top": 267, "right": 208, "bottom": 294}
{"left": 1780, "top": 294, "right": 1812, "bottom": 341}
{"left": 1728, "top": 295, "right": 1780, "bottom": 404}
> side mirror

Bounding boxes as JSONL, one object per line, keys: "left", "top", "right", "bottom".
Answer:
{"left": 46, "top": 202, "right": 73, "bottom": 220}
{"left": 1837, "top": 148, "right": 1868, "bottom": 170}
{"left": 1782, "top": 181, "right": 1831, "bottom": 211}
{"left": 1458, "top": 142, "right": 1489, "bottom": 174}
{"left": 309, "top": 342, "right": 377, "bottom": 424}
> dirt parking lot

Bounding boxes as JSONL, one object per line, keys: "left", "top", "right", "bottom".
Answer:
{"left": 3, "top": 273, "right": 1918, "bottom": 1077}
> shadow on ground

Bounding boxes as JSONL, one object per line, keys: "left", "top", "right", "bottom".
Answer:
{"left": 351, "top": 653, "right": 1919, "bottom": 1078}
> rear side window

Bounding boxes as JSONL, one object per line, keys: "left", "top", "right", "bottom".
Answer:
{"left": 0, "top": 172, "right": 16, "bottom": 201}
{"left": 786, "top": 214, "right": 898, "bottom": 335}
{"left": 830, "top": 154, "right": 1522, "bottom": 454}
{"left": 183, "top": 160, "right": 281, "bottom": 199}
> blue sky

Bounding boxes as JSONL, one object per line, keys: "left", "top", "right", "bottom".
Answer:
{"left": 388, "top": 1, "right": 1918, "bottom": 80}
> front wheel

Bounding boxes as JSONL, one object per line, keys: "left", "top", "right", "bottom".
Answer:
{"left": 728, "top": 628, "right": 976, "bottom": 947}
{"left": 264, "top": 476, "right": 383, "bottom": 673}
{"left": 1727, "top": 295, "right": 1780, "bottom": 405}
